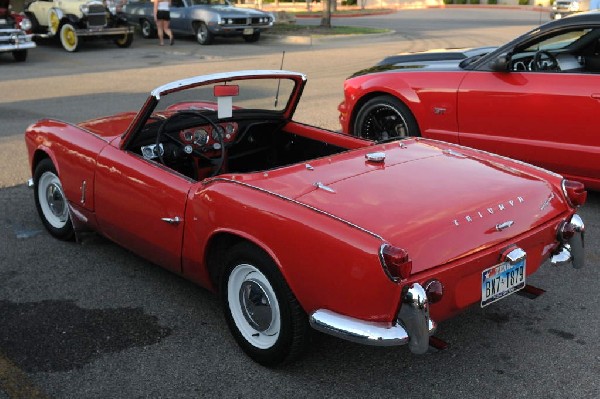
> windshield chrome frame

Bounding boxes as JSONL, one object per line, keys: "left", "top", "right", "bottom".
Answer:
{"left": 121, "top": 70, "right": 307, "bottom": 150}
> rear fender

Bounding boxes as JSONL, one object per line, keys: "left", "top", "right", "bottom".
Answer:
{"left": 181, "top": 181, "right": 403, "bottom": 323}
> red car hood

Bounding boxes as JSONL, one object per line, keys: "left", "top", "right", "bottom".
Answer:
{"left": 243, "top": 139, "right": 567, "bottom": 273}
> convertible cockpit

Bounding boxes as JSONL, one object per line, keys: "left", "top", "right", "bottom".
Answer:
{"left": 124, "top": 71, "right": 363, "bottom": 181}
{"left": 130, "top": 108, "right": 354, "bottom": 181}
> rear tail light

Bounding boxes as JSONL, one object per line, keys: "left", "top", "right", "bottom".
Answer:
{"left": 424, "top": 279, "right": 444, "bottom": 303}
{"left": 557, "top": 221, "right": 576, "bottom": 242}
{"left": 562, "top": 179, "right": 587, "bottom": 208}
{"left": 557, "top": 214, "right": 585, "bottom": 243}
{"left": 379, "top": 244, "right": 412, "bottom": 281}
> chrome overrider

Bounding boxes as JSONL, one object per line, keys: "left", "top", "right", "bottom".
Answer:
{"left": 309, "top": 283, "right": 436, "bottom": 354}
{"left": 550, "top": 213, "right": 585, "bottom": 269}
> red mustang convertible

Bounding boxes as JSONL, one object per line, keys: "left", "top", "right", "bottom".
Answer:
{"left": 339, "top": 11, "right": 600, "bottom": 190}
{"left": 25, "top": 71, "right": 586, "bottom": 365}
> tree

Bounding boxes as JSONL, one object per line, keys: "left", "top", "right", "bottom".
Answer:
{"left": 320, "top": 0, "right": 332, "bottom": 28}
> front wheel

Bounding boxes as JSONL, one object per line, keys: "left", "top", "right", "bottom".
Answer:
{"left": 114, "top": 32, "right": 133, "bottom": 48}
{"left": 242, "top": 31, "right": 260, "bottom": 43}
{"left": 353, "top": 95, "right": 420, "bottom": 142}
{"left": 12, "top": 50, "right": 27, "bottom": 62}
{"left": 221, "top": 242, "right": 309, "bottom": 366}
{"left": 195, "top": 22, "right": 213, "bottom": 45}
{"left": 60, "top": 23, "right": 80, "bottom": 52}
{"left": 33, "top": 159, "right": 74, "bottom": 241}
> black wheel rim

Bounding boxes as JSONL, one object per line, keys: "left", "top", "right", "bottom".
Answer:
{"left": 359, "top": 103, "right": 409, "bottom": 142}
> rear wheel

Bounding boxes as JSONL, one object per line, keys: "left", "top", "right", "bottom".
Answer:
{"left": 60, "top": 23, "right": 80, "bottom": 52}
{"left": 48, "top": 9, "right": 60, "bottom": 36}
{"left": 221, "top": 242, "right": 309, "bottom": 366}
{"left": 195, "top": 22, "right": 213, "bottom": 45}
{"left": 33, "top": 159, "right": 74, "bottom": 241}
{"left": 12, "top": 50, "right": 27, "bottom": 62}
{"left": 141, "top": 19, "right": 155, "bottom": 38}
{"left": 353, "top": 95, "right": 420, "bottom": 142}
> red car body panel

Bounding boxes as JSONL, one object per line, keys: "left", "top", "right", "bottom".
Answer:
{"left": 457, "top": 71, "right": 600, "bottom": 188}
{"left": 94, "top": 143, "right": 190, "bottom": 273}
{"left": 25, "top": 71, "right": 586, "bottom": 359}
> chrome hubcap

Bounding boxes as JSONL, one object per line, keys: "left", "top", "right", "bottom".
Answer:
{"left": 46, "top": 183, "right": 66, "bottom": 218}
{"left": 239, "top": 279, "right": 272, "bottom": 332}
{"left": 38, "top": 171, "right": 69, "bottom": 229}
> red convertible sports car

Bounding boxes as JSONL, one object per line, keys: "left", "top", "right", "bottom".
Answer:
{"left": 339, "top": 11, "right": 600, "bottom": 190}
{"left": 26, "top": 70, "right": 586, "bottom": 365}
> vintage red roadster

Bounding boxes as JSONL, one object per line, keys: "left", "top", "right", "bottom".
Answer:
{"left": 339, "top": 11, "right": 600, "bottom": 190}
{"left": 25, "top": 70, "right": 586, "bottom": 365}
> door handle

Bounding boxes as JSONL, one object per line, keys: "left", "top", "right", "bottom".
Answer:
{"left": 592, "top": 93, "right": 600, "bottom": 100}
{"left": 161, "top": 216, "right": 182, "bottom": 225}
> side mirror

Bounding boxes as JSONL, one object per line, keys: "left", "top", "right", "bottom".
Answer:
{"left": 490, "top": 55, "right": 510, "bottom": 72}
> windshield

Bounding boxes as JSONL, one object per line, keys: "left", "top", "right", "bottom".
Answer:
{"left": 521, "top": 29, "right": 593, "bottom": 52}
{"left": 155, "top": 77, "right": 296, "bottom": 114}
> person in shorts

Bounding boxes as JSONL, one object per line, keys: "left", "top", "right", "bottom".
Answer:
{"left": 154, "top": 0, "right": 174, "bottom": 46}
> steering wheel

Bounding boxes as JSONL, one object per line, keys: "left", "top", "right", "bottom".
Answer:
{"left": 155, "top": 110, "right": 226, "bottom": 176}
{"left": 533, "top": 50, "right": 559, "bottom": 71}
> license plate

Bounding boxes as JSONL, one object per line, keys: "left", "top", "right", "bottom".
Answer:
{"left": 243, "top": 28, "right": 254, "bottom": 35}
{"left": 481, "top": 257, "right": 526, "bottom": 307}
{"left": 0, "top": 19, "right": 6, "bottom": 24}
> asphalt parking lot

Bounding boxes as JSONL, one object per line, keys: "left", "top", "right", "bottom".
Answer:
{"left": 1, "top": 7, "right": 599, "bottom": 398}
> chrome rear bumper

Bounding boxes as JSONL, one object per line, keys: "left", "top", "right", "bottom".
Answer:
{"left": 550, "top": 214, "right": 585, "bottom": 269}
{"left": 309, "top": 283, "right": 436, "bottom": 354}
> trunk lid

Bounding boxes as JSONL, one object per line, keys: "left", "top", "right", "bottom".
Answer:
{"left": 243, "top": 139, "right": 567, "bottom": 273}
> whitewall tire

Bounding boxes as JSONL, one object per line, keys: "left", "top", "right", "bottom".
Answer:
{"left": 60, "top": 23, "right": 80, "bottom": 52}
{"left": 221, "top": 242, "right": 309, "bottom": 366}
{"left": 33, "top": 159, "right": 74, "bottom": 240}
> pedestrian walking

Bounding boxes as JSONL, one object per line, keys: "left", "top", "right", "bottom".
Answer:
{"left": 154, "top": 0, "right": 174, "bottom": 46}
